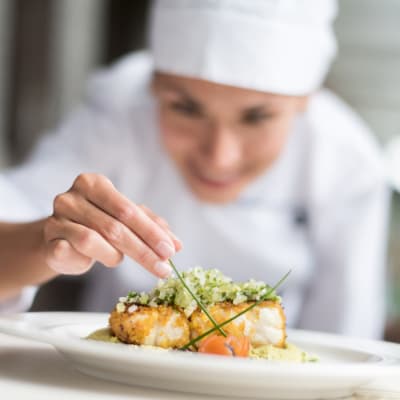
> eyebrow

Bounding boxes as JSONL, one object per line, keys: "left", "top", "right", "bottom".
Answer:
{"left": 155, "top": 79, "right": 279, "bottom": 115}
{"left": 157, "top": 82, "right": 204, "bottom": 107}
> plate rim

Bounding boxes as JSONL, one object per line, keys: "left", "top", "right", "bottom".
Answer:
{"left": 0, "top": 311, "right": 399, "bottom": 378}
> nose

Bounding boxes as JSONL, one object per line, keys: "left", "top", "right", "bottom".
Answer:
{"left": 203, "top": 122, "right": 242, "bottom": 172}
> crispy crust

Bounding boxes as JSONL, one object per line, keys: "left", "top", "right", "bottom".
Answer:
{"left": 110, "top": 301, "right": 286, "bottom": 349}
{"left": 109, "top": 305, "right": 190, "bottom": 348}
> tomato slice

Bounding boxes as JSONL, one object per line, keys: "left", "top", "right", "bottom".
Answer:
{"left": 198, "top": 334, "right": 250, "bottom": 357}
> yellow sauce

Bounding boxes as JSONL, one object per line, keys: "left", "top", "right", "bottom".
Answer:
{"left": 250, "top": 343, "right": 318, "bottom": 362}
{"left": 86, "top": 328, "right": 168, "bottom": 351}
{"left": 86, "top": 328, "right": 318, "bottom": 362}
{"left": 86, "top": 328, "right": 121, "bottom": 343}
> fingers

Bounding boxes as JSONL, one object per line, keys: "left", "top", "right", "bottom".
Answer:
{"left": 138, "top": 205, "right": 169, "bottom": 229}
{"left": 48, "top": 173, "right": 183, "bottom": 278}
{"left": 45, "top": 239, "right": 94, "bottom": 275}
{"left": 45, "top": 217, "right": 123, "bottom": 268}
{"left": 52, "top": 196, "right": 173, "bottom": 278}
{"left": 138, "top": 205, "right": 183, "bottom": 251}
{"left": 70, "top": 174, "right": 178, "bottom": 258}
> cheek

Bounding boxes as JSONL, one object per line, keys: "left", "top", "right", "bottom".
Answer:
{"left": 247, "top": 119, "right": 292, "bottom": 168}
{"left": 158, "top": 113, "right": 199, "bottom": 162}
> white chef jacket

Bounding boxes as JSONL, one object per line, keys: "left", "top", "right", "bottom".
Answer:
{"left": 0, "top": 51, "right": 390, "bottom": 338}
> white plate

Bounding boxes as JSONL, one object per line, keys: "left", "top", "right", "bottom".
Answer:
{"left": 0, "top": 312, "right": 399, "bottom": 400}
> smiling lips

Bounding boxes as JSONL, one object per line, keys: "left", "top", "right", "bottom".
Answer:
{"left": 189, "top": 165, "right": 243, "bottom": 189}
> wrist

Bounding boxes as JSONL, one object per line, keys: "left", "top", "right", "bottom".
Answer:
{"left": 30, "top": 218, "right": 60, "bottom": 280}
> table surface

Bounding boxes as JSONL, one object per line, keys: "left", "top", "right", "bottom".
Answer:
{"left": 0, "top": 333, "right": 399, "bottom": 400}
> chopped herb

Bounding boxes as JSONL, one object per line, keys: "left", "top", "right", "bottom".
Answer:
{"left": 118, "top": 266, "right": 280, "bottom": 317}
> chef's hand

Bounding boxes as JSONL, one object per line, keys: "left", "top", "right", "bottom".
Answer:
{"left": 42, "top": 173, "right": 182, "bottom": 278}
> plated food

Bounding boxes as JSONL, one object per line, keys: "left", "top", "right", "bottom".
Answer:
{"left": 88, "top": 266, "right": 316, "bottom": 362}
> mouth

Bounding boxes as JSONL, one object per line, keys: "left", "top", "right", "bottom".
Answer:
{"left": 190, "top": 168, "right": 243, "bottom": 189}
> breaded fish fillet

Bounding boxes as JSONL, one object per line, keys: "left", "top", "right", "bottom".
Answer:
{"left": 190, "top": 301, "right": 286, "bottom": 348}
{"left": 110, "top": 300, "right": 286, "bottom": 349}
{"left": 109, "top": 304, "right": 190, "bottom": 348}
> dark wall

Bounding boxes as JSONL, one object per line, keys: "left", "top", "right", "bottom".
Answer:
{"left": 6, "top": 0, "right": 151, "bottom": 164}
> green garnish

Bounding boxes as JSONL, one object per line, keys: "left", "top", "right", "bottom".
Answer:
{"left": 117, "top": 267, "right": 280, "bottom": 317}
{"left": 180, "top": 270, "right": 291, "bottom": 351}
{"left": 168, "top": 259, "right": 227, "bottom": 337}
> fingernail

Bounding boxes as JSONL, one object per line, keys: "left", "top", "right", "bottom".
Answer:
{"left": 154, "top": 261, "right": 172, "bottom": 278}
{"left": 156, "top": 240, "right": 175, "bottom": 259}
{"left": 167, "top": 230, "right": 183, "bottom": 251}
{"left": 168, "top": 229, "right": 182, "bottom": 246}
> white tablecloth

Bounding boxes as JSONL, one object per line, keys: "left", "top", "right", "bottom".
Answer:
{"left": 0, "top": 333, "right": 399, "bottom": 400}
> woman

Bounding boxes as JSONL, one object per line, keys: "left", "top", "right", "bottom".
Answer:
{"left": 0, "top": 0, "right": 389, "bottom": 338}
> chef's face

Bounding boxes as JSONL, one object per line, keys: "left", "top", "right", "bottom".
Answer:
{"left": 152, "top": 73, "right": 308, "bottom": 204}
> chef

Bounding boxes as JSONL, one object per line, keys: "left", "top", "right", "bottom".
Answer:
{"left": 0, "top": 0, "right": 389, "bottom": 338}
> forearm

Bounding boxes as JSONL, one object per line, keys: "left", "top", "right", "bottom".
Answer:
{"left": 0, "top": 219, "right": 58, "bottom": 301}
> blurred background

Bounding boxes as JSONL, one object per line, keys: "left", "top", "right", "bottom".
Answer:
{"left": 0, "top": 0, "right": 399, "bottom": 340}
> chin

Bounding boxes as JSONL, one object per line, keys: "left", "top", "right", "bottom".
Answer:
{"left": 193, "top": 192, "right": 239, "bottom": 204}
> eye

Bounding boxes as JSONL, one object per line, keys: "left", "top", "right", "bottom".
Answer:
{"left": 170, "top": 101, "right": 203, "bottom": 118}
{"left": 241, "top": 110, "right": 271, "bottom": 125}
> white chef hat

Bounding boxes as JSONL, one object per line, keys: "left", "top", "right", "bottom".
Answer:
{"left": 149, "top": 0, "right": 338, "bottom": 96}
